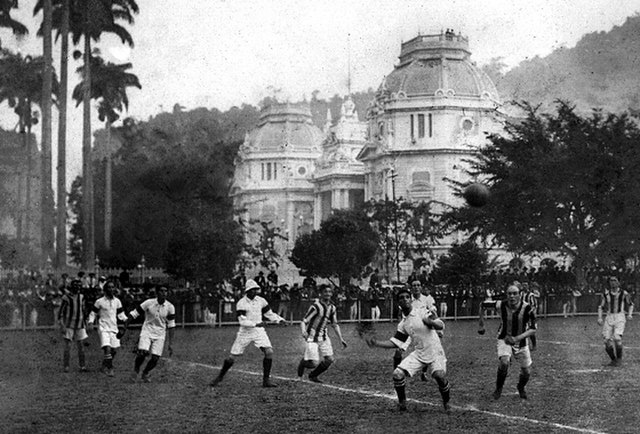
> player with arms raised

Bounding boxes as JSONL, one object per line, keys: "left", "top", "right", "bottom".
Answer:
{"left": 296, "top": 284, "right": 347, "bottom": 383}
{"left": 366, "top": 288, "right": 451, "bottom": 412}
{"left": 209, "top": 279, "right": 285, "bottom": 388}
{"left": 478, "top": 284, "right": 536, "bottom": 400}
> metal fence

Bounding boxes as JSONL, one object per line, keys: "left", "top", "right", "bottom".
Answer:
{"left": 0, "top": 293, "right": 605, "bottom": 331}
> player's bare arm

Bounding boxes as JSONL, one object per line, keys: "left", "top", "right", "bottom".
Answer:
{"left": 332, "top": 323, "right": 347, "bottom": 348}
{"left": 422, "top": 312, "right": 444, "bottom": 330}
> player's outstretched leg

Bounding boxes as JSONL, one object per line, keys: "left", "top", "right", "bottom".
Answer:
{"left": 210, "top": 357, "right": 234, "bottom": 387}
{"left": 262, "top": 348, "right": 276, "bottom": 388}
{"left": 433, "top": 371, "right": 451, "bottom": 413}
{"left": 309, "top": 356, "right": 333, "bottom": 383}
{"left": 392, "top": 368, "right": 408, "bottom": 411}
{"left": 494, "top": 358, "right": 509, "bottom": 400}
{"left": 141, "top": 355, "right": 160, "bottom": 382}
{"left": 517, "top": 367, "right": 530, "bottom": 399}
{"left": 297, "top": 359, "right": 316, "bottom": 378}
{"left": 614, "top": 337, "right": 623, "bottom": 365}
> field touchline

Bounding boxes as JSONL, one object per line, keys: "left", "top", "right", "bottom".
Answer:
{"left": 186, "top": 360, "right": 606, "bottom": 434}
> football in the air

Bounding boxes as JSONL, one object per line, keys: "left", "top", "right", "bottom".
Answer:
{"left": 463, "top": 183, "right": 490, "bottom": 207}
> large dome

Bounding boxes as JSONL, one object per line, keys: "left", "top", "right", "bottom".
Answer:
{"left": 246, "top": 102, "right": 324, "bottom": 152}
{"left": 382, "top": 31, "right": 500, "bottom": 102}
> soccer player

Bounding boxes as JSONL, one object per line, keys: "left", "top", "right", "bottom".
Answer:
{"left": 209, "top": 279, "right": 286, "bottom": 388}
{"left": 519, "top": 282, "right": 538, "bottom": 350}
{"left": 87, "top": 280, "right": 128, "bottom": 377}
{"left": 366, "top": 288, "right": 451, "bottom": 412}
{"left": 478, "top": 284, "right": 536, "bottom": 400}
{"left": 597, "top": 276, "right": 633, "bottom": 366}
{"left": 393, "top": 280, "right": 436, "bottom": 368}
{"left": 58, "top": 279, "right": 89, "bottom": 372}
{"left": 296, "top": 284, "right": 347, "bottom": 383}
{"left": 124, "top": 286, "right": 176, "bottom": 383}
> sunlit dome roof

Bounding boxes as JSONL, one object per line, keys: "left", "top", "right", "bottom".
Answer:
{"left": 382, "top": 31, "right": 500, "bottom": 102}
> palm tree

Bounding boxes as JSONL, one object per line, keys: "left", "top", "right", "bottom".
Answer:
{"left": 37, "top": 0, "right": 138, "bottom": 268}
{"left": 72, "top": 54, "right": 140, "bottom": 250}
{"left": 0, "top": 51, "right": 58, "bottom": 244}
{"left": 0, "top": 0, "right": 28, "bottom": 41}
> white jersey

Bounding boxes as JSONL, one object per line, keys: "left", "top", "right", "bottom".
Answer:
{"left": 129, "top": 298, "right": 176, "bottom": 339}
{"left": 88, "top": 296, "right": 127, "bottom": 333}
{"left": 236, "top": 295, "right": 284, "bottom": 328}
{"left": 412, "top": 294, "right": 436, "bottom": 314}
{"left": 392, "top": 306, "right": 445, "bottom": 363}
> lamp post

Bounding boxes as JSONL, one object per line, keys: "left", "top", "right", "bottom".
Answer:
{"left": 140, "top": 255, "right": 146, "bottom": 284}
{"left": 389, "top": 168, "right": 400, "bottom": 283}
{"left": 94, "top": 255, "right": 100, "bottom": 276}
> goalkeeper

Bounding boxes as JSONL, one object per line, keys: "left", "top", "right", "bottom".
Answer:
{"left": 87, "top": 280, "right": 129, "bottom": 377}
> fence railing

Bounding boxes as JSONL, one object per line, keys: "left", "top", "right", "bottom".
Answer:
{"left": 0, "top": 294, "right": 606, "bottom": 331}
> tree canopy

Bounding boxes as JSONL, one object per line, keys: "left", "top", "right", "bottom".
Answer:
{"left": 290, "top": 209, "right": 378, "bottom": 285}
{"left": 442, "top": 101, "right": 640, "bottom": 278}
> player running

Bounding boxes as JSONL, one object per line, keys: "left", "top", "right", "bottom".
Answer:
{"left": 478, "top": 284, "right": 536, "bottom": 400}
{"left": 366, "top": 288, "right": 451, "bottom": 412}
{"left": 296, "top": 284, "right": 347, "bottom": 383}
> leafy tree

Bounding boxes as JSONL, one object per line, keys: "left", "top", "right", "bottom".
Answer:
{"left": 364, "top": 197, "right": 442, "bottom": 282}
{"left": 290, "top": 210, "right": 378, "bottom": 285}
{"left": 0, "top": 0, "right": 28, "bottom": 42}
{"left": 429, "top": 240, "right": 489, "bottom": 286}
{"left": 442, "top": 101, "right": 640, "bottom": 282}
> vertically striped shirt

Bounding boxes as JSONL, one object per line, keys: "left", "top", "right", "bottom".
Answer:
{"left": 600, "top": 290, "right": 633, "bottom": 315}
{"left": 302, "top": 300, "right": 338, "bottom": 342}
{"left": 59, "top": 292, "right": 87, "bottom": 329}
{"left": 521, "top": 291, "right": 537, "bottom": 309}
{"left": 483, "top": 300, "right": 536, "bottom": 348}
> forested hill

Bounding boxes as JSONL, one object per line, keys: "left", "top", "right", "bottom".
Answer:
{"left": 490, "top": 14, "right": 640, "bottom": 114}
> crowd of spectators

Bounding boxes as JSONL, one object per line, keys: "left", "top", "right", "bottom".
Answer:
{"left": 1, "top": 263, "right": 639, "bottom": 329}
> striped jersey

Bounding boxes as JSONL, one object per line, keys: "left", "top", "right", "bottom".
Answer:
{"left": 521, "top": 291, "right": 537, "bottom": 309}
{"left": 129, "top": 298, "right": 176, "bottom": 339}
{"left": 600, "top": 290, "right": 633, "bottom": 315}
{"left": 484, "top": 300, "right": 536, "bottom": 348}
{"left": 302, "top": 299, "right": 338, "bottom": 342}
{"left": 88, "top": 296, "right": 127, "bottom": 333}
{"left": 59, "top": 292, "right": 87, "bottom": 329}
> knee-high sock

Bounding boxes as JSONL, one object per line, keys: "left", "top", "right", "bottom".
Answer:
{"left": 134, "top": 353, "right": 147, "bottom": 373}
{"left": 104, "top": 351, "right": 113, "bottom": 369}
{"left": 218, "top": 358, "right": 234, "bottom": 380}
{"left": 437, "top": 378, "right": 451, "bottom": 403}
{"left": 309, "top": 360, "right": 332, "bottom": 378}
{"left": 605, "top": 342, "right": 616, "bottom": 361}
{"left": 63, "top": 345, "right": 70, "bottom": 368}
{"left": 297, "top": 359, "right": 315, "bottom": 377}
{"left": 615, "top": 342, "right": 623, "bottom": 359}
{"left": 517, "top": 371, "right": 530, "bottom": 389}
{"left": 78, "top": 345, "right": 86, "bottom": 368}
{"left": 263, "top": 357, "right": 273, "bottom": 381}
{"left": 496, "top": 365, "right": 508, "bottom": 391}
{"left": 143, "top": 356, "right": 159, "bottom": 374}
{"left": 393, "top": 376, "right": 407, "bottom": 404}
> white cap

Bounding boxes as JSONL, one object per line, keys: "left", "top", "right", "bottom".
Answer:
{"left": 245, "top": 279, "right": 260, "bottom": 292}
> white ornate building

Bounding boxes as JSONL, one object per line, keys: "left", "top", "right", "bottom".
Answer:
{"left": 232, "top": 30, "right": 505, "bottom": 282}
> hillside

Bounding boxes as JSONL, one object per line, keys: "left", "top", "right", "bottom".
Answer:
{"left": 492, "top": 14, "right": 640, "bottom": 114}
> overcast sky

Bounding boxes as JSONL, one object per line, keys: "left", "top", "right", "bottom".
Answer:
{"left": 1, "top": 0, "right": 639, "bottom": 188}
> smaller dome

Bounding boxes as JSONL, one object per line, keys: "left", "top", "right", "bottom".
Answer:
{"left": 247, "top": 102, "right": 324, "bottom": 152}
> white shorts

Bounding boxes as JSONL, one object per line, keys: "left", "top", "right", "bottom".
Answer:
{"left": 230, "top": 327, "right": 272, "bottom": 355}
{"left": 99, "top": 331, "right": 121, "bottom": 349}
{"left": 138, "top": 332, "right": 166, "bottom": 356}
{"left": 602, "top": 313, "right": 626, "bottom": 340}
{"left": 398, "top": 350, "right": 447, "bottom": 377}
{"left": 497, "top": 339, "right": 532, "bottom": 368}
{"left": 63, "top": 328, "right": 88, "bottom": 341}
{"left": 304, "top": 340, "right": 334, "bottom": 361}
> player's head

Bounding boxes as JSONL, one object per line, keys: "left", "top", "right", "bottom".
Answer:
{"left": 608, "top": 276, "right": 620, "bottom": 291}
{"left": 156, "top": 286, "right": 168, "bottom": 303}
{"left": 410, "top": 280, "right": 422, "bottom": 297}
{"left": 318, "top": 284, "right": 333, "bottom": 302}
{"left": 244, "top": 279, "right": 261, "bottom": 299}
{"left": 70, "top": 279, "right": 82, "bottom": 293}
{"left": 397, "top": 288, "right": 412, "bottom": 308}
{"left": 104, "top": 280, "right": 116, "bottom": 297}
{"left": 506, "top": 284, "right": 520, "bottom": 307}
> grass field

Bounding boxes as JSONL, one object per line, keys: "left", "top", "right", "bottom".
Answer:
{"left": 1, "top": 316, "right": 639, "bottom": 433}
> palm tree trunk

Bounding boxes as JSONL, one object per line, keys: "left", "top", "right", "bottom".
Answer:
{"left": 25, "top": 102, "right": 32, "bottom": 244}
{"left": 82, "top": 34, "right": 95, "bottom": 269}
{"left": 105, "top": 120, "right": 112, "bottom": 249}
{"left": 56, "top": 0, "right": 69, "bottom": 269}
{"left": 41, "top": 0, "right": 54, "bottom": 266}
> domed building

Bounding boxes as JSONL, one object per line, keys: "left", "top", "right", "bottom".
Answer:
{"left": 231, "top": 102, "right": 324, "bottom": 280}
{"left": 357, "top": 30, "right": 504, "bottom": 258}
